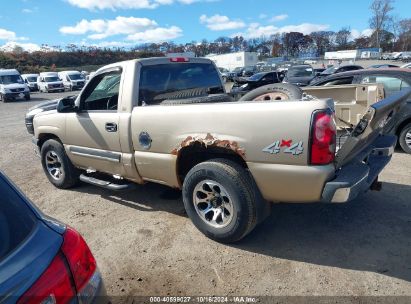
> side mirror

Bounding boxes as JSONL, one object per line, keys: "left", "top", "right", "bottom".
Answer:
{"left": 57, "top": 97, "right": 78, "bottom": 113}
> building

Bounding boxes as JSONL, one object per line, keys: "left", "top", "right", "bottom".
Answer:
{"left": 206, "top": 51, "right": 258, "bottom": 71}
{"left": 324, "top": 48, "right": 382, "bottom": 60}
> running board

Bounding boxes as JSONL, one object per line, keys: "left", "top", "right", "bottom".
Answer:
{"left": 80, "top": 174, "right": 135, "bottom": 191}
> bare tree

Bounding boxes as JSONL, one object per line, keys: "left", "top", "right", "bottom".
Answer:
{"left": 369, "top": 0, "right": 395, "bottom": 49}
{"left": 335, "top": 28, "right": 352, "bottom": 50}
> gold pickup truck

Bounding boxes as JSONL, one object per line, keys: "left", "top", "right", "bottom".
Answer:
{"left": 31, "top": 57, "right": 411, "bottom": 242}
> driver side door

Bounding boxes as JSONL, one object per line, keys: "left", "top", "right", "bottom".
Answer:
{"left": 64, "top": 69, "right": 124, "bottom": 175}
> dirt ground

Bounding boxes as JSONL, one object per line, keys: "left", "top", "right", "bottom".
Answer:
{"left": 1, "top": 91, "right": 410, "bottom": 302}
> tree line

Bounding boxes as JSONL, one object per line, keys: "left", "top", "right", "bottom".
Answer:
{"left": 0, "top": 0, "right": 409, "bottom": 73}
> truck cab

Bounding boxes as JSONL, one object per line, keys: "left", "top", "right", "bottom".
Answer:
{"left": 37, "top": 72, "right": 64, "bottom": 93}
{"left": 21, "top": 73, "right": 39, "bottom": 92}
{"left": 58, "top": 71, "right": 86, "bottom": 91}
{"left": 0, "top": 69, "right": 30, "bottom": 102}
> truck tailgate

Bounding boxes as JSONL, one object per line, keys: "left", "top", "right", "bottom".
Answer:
{"left": 336, "top": 88, "right": 411, "bottom": 169}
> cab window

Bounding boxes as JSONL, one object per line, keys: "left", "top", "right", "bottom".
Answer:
{"left": 361, "top": 75, "right": 406, "bottom": 96}
{"left": 81, "top": 70, "right": 121, "bottom": 111}
{"left": 317, "top": 77, "right": 354, "bottom": 86}
{"left": 138, "top": 63, "right": 224, "bottom": 105}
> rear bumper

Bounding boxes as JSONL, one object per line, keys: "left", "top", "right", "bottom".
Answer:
{"left": 322, "top": 134, "right": 396, "bottom": 203}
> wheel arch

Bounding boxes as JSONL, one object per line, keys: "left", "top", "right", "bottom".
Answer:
{"left": 395, "top": 116, "right": 411, "bottom": 137}
{"left": 37, "top": 133, "right": 62, "bottom": 150}
{"left": 175, "top": 141, "right": 248, "bottom": 187}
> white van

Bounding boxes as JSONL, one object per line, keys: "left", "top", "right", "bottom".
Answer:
{"left": 0, "top": 69, "right": 30, "bottom": 102}
{"left": 37, "top": 72, "right": 64, "bottom": 93}
{"left": 58, "top": 71, "right": 85, "bottom": 91}
{"left": 21, "top": 74, "right": 39, "bottom": 92}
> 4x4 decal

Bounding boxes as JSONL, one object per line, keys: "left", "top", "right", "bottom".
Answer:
{"left": 263, "top": 139, "right": 304, "bottom": 155}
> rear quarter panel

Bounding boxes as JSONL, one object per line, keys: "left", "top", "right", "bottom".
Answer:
{"left": 130, "top": 99, "right": 336, "bottom": 201}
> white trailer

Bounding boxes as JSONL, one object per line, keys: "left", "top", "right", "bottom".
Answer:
{"left": 206, "top": 51, "right": 258, "bottom": 71}
{"left": 324, "top": 50, "right": 360, "bottom": 60}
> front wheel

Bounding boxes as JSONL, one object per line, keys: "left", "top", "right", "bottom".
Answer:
{"left": 399, "top": 123, "right": 411, "bottom": 154}
{"left": 182, "top": 159, "right": 260, "bottom": 243}
{"left": 40, "top": 139, "right": 80, "bottom": 188}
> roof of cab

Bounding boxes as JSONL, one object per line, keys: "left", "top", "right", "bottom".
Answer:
{"left": 39, "top": 72, "right": 58, "bottom": 76}
{"left": 0, "top": 69, "right": 20, "bottom": 76}
{"left": 95, "top": 56, "right": 213, "bottom": 74}
{"left": 58, "top": 70, "right": 81, "bottom": 74}
{"left": 21, "top": 73, "right": 39, "bottom": 77}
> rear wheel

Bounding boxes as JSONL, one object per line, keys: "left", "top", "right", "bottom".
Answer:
{"left": 40, "top": 139, "right": 80, "bottom": 188}
{"left": 182, "top": 159, "right": 264, "bottom": 243}
{"left": 399, "top": 123, "right": 411, "bottom": 154}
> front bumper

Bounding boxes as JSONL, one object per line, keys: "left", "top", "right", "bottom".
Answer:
{"left": 322, "top": 134, "right": 396, "bottom": 203}
{"left": 4, "top": 92, "right": 29, "bottom": 100}
{"left": 47, "top": 87, "right": 64, "bottom": 92}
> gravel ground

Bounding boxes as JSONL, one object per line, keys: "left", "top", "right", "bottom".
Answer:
{"left": 1, "top": 91, "right": 410, "bottom": 302}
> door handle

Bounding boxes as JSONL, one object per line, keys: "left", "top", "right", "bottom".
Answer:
{"left": 105, "top": 122, "right": 117, "bottom": 132}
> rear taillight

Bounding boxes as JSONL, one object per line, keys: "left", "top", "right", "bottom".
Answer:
{"left": 18, "top": 228, "right": 98, "bottom": 304}
{"left": 310, "top": 110, "right": 336, "bottom": 165}
{"left": 169, "top": 57, "right": 189, "bottom": 62}
{"left": 61, "top": 227, "right": 97, "bottom": 292}
{"left": 17, "top": 253, "right": 76, "bottom": 304}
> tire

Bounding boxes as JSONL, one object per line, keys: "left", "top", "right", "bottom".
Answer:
{"left": 182, "top": 159, "right": 263, "bottom": 243}
{"left": 161, "top": 94, "right": 234, "bottom": 105}
{"left": 0, "top": 93, "right": 9, "bottom": 103}
{"left": 40, "top": 139, "right": 80, "bottom": 189}
{"left": 239, "top": 83, "right": 303, "bottom": 102}
{"left": 399, "top": 123, "right": 411, "bottom": 154}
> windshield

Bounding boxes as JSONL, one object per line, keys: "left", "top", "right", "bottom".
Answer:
{"left": 0, "top": 174, "right": 37, "bottom": 261}
{"left": 322, "top": 66, "right": 338, "bottom": 75}
{"left": 45, "top": 76, "right": 60, "bottom": 82}
{"left": 287, "top": 66, "right": 314, "bottom": 77}
{"left": 233, "top": 67, "right": 242, "bottom": 72}
{"left": 139, "top": 63, "right": 224, "bottom": 105}
{"left": 27, "top": 76, "right": 37, "bottom": 82}
{"left": 244, "top": 66, "right": 255, "bottom": 72}
{"left": 249, "top": 73, "right": 265, "bottom": 81}
{"left": 69, "top": 74, "right": 84, "bottom": 80}
{"left": 0, "top": 75, "right": 24, "bottom": 85}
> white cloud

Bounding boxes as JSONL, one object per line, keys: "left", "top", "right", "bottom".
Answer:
{"left": 0, "top": 28, "right": 27, "bottom": 41}
{"left": 233, "top": 22, "right": 330, "bottom": 39}
{"left": 0, "top": 41, "right": 41, "bottom": 52}
{"left": 351, "top": 28, "right": 374, "bottom": 39}
{"left": 66, "top": 0, "right": 202, "bottom": 10}
{"left": 0, "top": 28, "right": 17, "bottom": 40}
{"left": 22, "top": 7, "right": 38, "bottom": 13}
{"left": 199, "top": 14, "right": 246, "bottom": 31}
{"left": 270, "top": 14, "right": 288, "bottom": 22}
{"left": 126, "top": 26, "right": 182, "bottom": 42}
{"left": 259, "top": 14, "right": 267, "bottom": 19}
{"left": 60, "top": 16, "right": 182, "bottom": 42}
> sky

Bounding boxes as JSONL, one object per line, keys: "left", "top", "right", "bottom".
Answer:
{"left": 0, "top": 0, "right": 410, "bottom": 51}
